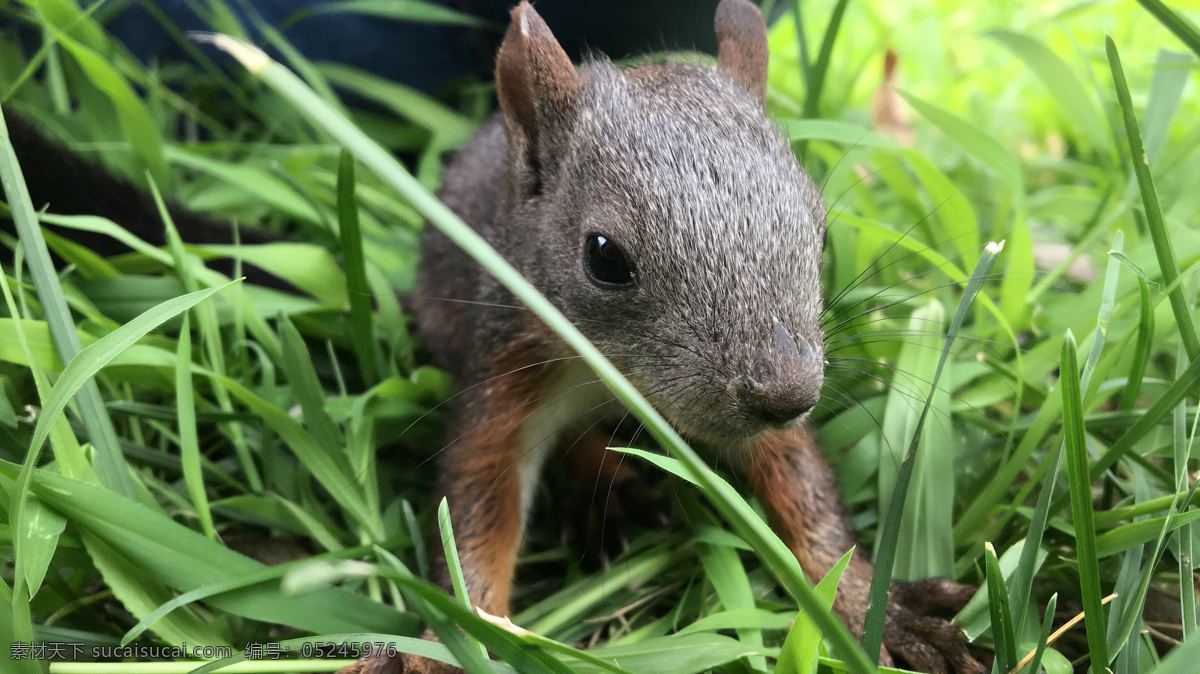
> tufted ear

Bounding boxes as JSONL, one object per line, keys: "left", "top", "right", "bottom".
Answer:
{"left": 714, "top": 0, "right": 769, "bottom": 104}
{"left": 495, "top": 2, "right": 579, "bottom": 195}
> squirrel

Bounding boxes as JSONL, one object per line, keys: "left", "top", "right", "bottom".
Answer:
{"left": 346, "top": 2, "right": 986, "bottom": 673}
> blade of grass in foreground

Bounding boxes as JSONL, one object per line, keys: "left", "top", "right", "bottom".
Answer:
{"left": 1107, "top": 35, "right": 1200, "bottom": 363}
{"left": 9, "top": 280, "right": 234, "bottom": 623}
{"left": 1060, "top": 329, "right": 1108, "bottom": 669}
{"left": 861, "top": 241, "right": 1003, "bottom": 663}
{"left": 438, "top": 498, "right": 489, "bottom": 662}
{"left": 23, "top": 282, "right": 237, "bottom": 471}
{"left": 1120, "top": 278, "right": 1154, "bottom": 409}
{"left": 1018, "top": 593, "right": 1057, "bottom": 674}
{"left": 1010, "top": 230, "right": 1125, "bottom": 635}
{"left": 174, "top": 314, "right": 215, "bottom": 540}
{"left": 371, "top": 549, "right": 563, "bottom": 674}
{"left": 0, "top": 106, "right": 135, "bottom": 498}
{"left": 1101, "top": 374, "right": 1198, "bottom": 654}
{"left": 985, "top": 542, "right": 1017, "bottom": 674}
{"left": 203, "top": 34, "right": 876, "bottom": 674}
{"left": 777, "top": 548, "right": 853, "bottom": 674}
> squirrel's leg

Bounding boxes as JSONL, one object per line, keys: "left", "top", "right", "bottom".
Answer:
{"left": 560, "top": 429, "right": 665, "bottom": 567}
{"left": 428, "top": 404, "right": 533, "bottom": 617}
{"left": 745, "top": 427, "right": 985, "bottom": 674}
{"left": 341, "top": 364, "right": 553, "bottom": 674}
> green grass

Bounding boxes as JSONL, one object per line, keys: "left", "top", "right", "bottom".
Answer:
{"left": 1, "top": 1, "right": 1199, "bottom": 673}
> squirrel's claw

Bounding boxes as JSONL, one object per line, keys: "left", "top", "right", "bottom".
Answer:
{"left": 906, "top": 614, "right": 988, "bottom": 674}
{"left": 881, "top": 583, "right": 988, "bottom": 674}
{"left": 883, "top": 611, "right": 986, "bottom": 674}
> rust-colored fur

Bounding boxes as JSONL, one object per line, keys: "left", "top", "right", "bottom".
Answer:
{"left": 748, "top": 430, "right": 982, "bottom": 672}
{"left": 432, "top": 328, "right": 562, "bottom": 618}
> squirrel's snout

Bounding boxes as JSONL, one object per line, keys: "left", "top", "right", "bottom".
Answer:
{"left": 737, "top": 323, "right": 824, "bottom": 427}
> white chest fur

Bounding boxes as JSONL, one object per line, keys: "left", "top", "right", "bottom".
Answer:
{"left": 512, "top": 363, "right": 619, "bottom": 525}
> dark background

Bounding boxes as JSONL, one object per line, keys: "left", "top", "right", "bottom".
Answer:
{"left": 96, "top": 0, "right": 769, "bottom": 95}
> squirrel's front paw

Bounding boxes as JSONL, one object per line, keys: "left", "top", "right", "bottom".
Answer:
{"left": 881, "top": 578, "right": 986, "bottom": 674}
{"left": 336, "top": 653, "right": 460, "bottom": 674}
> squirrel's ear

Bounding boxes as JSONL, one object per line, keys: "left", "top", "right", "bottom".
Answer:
{"left": 495, "top": 2, "right": 578, "bottom": 191}
{"left": 714, "top": 0, "right": 769, "bottom": 104}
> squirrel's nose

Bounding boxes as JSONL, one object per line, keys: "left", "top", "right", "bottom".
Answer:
{"left": 738, "top": 322, "right": 824, "bottom": 426}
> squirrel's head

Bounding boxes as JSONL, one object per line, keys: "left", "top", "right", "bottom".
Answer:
{"left": 496, "top": 0, "right": 826, "bottom": 444}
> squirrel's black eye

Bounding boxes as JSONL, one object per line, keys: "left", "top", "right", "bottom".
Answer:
{"left": 584, "top": 233, "right": 636, "bottom": 288}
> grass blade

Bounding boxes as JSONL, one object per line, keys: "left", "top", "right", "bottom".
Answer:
{"left": 778, "top": 548, "right": 853, "bottom": 674}
{"left": 17, "top": 491, "right": 65, "bottom": 598}
{"left": 1145, "top": 628, "right": 1200, "bottom": 674}
{"left": 1107, "top": 334, "right": 1200, "bottom": 652}
{"left": 319, "top": 63, "right": 477, "bottom": 145}
{"left": 0, "top": 280, "right": 94, "bottom": 486}
{"left": 875, "top": 299, "right": 955, "bottom": 581}
{"left": 0, "top": 106, "right": 134, "bottom": 498}
{"left": 1005, "top": 445, "right": 1062, "bottom": 641}
{"left": 437, "top": 498, "right": 489, "bottom": 661}
{"left": 1106, "top": 35, "right": 1200, "bottom": 363}
{"left": 1120, "top": 278, "right": 1155, "bottom": 409}
{"left": 153, "top": 177, "right": 263, "bottom": 493}
{"left": 24, "top": 282, "right": 237, "bottom": 471}
{"left": 692, "top": 500, "right": 766, "bottom": 671}
{"left": 175, "top": 314, "right": 215, "bottom": 539}
{"left": 278, "top": 313, "right": 344, "bottom": 452}
{"left": 790, "top": 0, "right": 813, "bottom": 98}
{"left": 1142, "top": 49, "right": 1192, "bottom": 165}
{"left": 121, "top": 542, "right": 396, "bottom": 645}
{"left": 339, "top": 150, "right": 379, "bottom": 386}
{"left": 985, "top": 30, "right": 1110, "bottom": 157}
{"left": 892, "top": 91, "right": 1032, "bottom": 325}
{"left": 861, "top": 240, "right": 1003, "bottom": 662}
{"left": 1001, "top": 225, "right": 1123, "bottom": 641}
{"left": 209, "top": 372, "right": 377, "bottom": 535}
{"left": 1135, "top": 0, "right": 1200, "bottom": 58}
{"left": 985, "top": 542, "right": 1017, "bottom": 673}
{"left": 1014, "top": 593, "right": 1057, "bottom": 674}
{"left": 1060, "top": 329, "right": 1108, "bottom": 668}
{"left": 1090, "top": 352, "right": 1200, "bottom": 480}
{"left": 373, "top": 549, "right": 559, "bottom": 674}
{"left": 14, "top": 466, "right": 413, "bottom": 635}
{"left": 896, "top": 91, "right": 1022, "bottom": 194}
{"left": 802, "top": 0, "right": 848, "bottom": 120}
{"left": 522, "top": 545, "right": 686, "bottom": 635}
{"left": 289, "top": 0, "right": 489, "bottom": 29}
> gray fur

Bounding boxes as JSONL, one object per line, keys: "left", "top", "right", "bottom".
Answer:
{"left": 416, "top": 56, "right": 826, "bottom": 444}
